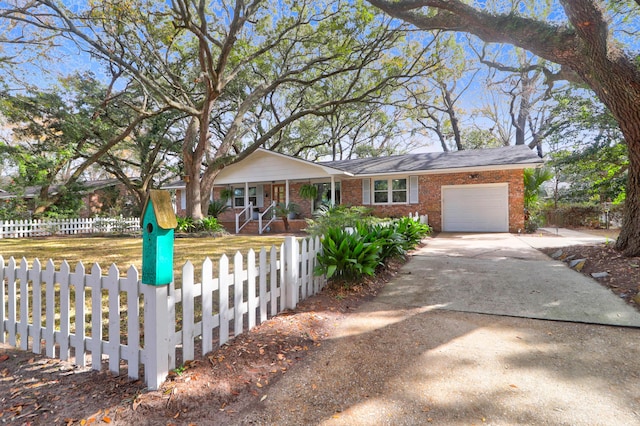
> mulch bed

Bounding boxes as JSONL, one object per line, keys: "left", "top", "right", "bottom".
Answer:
{"left": 540, "top": 243, "right": 640, "bottom": 310}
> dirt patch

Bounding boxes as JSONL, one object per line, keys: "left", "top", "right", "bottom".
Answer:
{"left": 0, "top": 257, "right": 403, "bottom": 425}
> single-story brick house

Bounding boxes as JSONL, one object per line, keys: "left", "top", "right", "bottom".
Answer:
{"left": 166, "top": 145, "right": 543, "bottom": 234}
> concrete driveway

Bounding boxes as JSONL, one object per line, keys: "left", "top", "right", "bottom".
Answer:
{"left": 401, "top": 232, "right": 640, "bottom": 327}
{"left": 237, "top": 233, "right": 640, "bottom": 426}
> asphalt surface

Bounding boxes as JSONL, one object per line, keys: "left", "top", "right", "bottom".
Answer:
{"left": 236, "top": 232, "right": 640, "bottom": 425}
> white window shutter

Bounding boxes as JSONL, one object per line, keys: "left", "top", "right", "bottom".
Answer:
{"left": 409, "top": 176, "right": 419, "bottom": 204}
{"left": 362, "top": 179, "right": 371, "bottom": 205}
{"left": 180, "top": 190, "right": 186, "bottom": 209}
{"left": 256, "top": 185, "right": 264, "bottom": 207}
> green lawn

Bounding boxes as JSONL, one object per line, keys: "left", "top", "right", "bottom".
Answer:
{"left": 0, "top": 234, "right": 287, "bottom": 277}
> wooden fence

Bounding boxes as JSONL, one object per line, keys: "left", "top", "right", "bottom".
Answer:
{"left": 0, "top": 217, "right": 140, "bottom": 238}
{"left": 0, "top": 236, "right": 325, "bottom": 390}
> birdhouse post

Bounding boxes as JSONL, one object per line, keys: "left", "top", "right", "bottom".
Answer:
{"left": 140, "top": 190, "right": 177, "bottom": 390}
{"left": 141, "top": 190, "right": 178, "bottom": 286}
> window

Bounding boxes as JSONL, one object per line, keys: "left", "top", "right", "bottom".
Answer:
{"left": 373, "top": 178, "right": 407, "bottom": 204}
{"left": 234, "top": 187, "right": 257, "bottom": 208}
{"left": 314, "top": 182, "right": 341, "bottom": 207}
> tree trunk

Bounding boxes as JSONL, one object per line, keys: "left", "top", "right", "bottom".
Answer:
{"left": 182, "top": 117, "right": 204, "bottom": 220}
{"left": 614, "top": 128, "right": 640, "bottom": 255}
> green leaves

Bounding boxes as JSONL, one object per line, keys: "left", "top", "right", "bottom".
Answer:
{"left": 315, "top": 227, "right": 381, "bottom": 281}
{"left": 314, "top": 216, "right": 432, "bottom": 286}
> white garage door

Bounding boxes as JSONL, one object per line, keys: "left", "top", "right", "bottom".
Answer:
{"left": 442, "top": 184, "right": 509, "bottom": 232}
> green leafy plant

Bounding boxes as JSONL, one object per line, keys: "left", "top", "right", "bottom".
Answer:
{"left": 208, "top": 199, "right": 230, "bottom": 218}
{"left": 305, "top": 205, "right": 379, "bottom": 236}
{"left": 314, "top": 226, "right": 381, "bottom": 284}
{"left": 198, "top": 216, "right": 224, "bottom": 233}
{"left": 299, "top": 184, "right": 318, "bottom": 200}
{"left": 355, "top": 222, "right": 406, "bottom": 264}
{"left": 394, "top": 217, "right": 431, "bottom": 250}
{"left": 219, "top": 188, "right": 234, "bottom": 201}
{"left": 176, "top": 216, "right": 196, "bottom": 233}
{"left": 276, "top": 202, "right": 300, "bottom": 231}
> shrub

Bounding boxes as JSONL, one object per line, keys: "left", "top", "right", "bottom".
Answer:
{"left": 541, "top": 203, "right": 603, "bottom": 228}
{"left": 314, "top": 226, "right": 381, "bottom": 283}
{"left": 524, "top": 216, "right": 541, "bottom": 233}
{"left": 394, "top": 217, "right": 431, "bottom": 250}
{"left": 305, "top": 205, "right": 379, "bottom": 236}
{"left": 208, "top": 200, "right": 230, "bottom": 218}
{"left": 176, "top": 216, "right": 196, "bottom": 232}
{"left": 355, "top": 222, "right": 406, "bottom": 264}
{"left": 198, "top": 216, "right": 224, "bottom": 233}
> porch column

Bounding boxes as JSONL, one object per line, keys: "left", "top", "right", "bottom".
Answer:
{"left": 285, "top": 180, "right": 290, "bottom": 206}
{"left": 245, "top": 182, "right": 250, "bottom": 220}
{"left": 330, "top": 176, "right": 336, "bottom": 206}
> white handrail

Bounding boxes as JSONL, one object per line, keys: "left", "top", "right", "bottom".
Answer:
{"left": 258, "top": 201, "right": 277, "bottom": 234}
{"left": 235, "top": 202, "right": 253, "bottom": 234}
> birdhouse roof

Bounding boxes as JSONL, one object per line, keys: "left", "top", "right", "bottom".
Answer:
{"left": 141, "top": 190, "right": 178, "bottom": 229}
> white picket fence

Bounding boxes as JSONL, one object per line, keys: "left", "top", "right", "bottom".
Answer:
{"left": 0, "top": 217, "right": 140, "bottom": 238}
{"left": 0, "top": 236, "right": 325, "bottom": 390}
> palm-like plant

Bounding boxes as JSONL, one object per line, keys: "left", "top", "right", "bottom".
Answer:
{"left": 524, "top": 168, "right": 554, "bottom": 210}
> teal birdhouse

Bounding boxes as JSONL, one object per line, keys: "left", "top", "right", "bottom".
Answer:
{"left": 141, "top": 190, "right": 178, "bottom": 286}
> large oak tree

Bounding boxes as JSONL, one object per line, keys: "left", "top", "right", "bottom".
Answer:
{"left": 368, "top": 0, "right": 640, "bottom": 256}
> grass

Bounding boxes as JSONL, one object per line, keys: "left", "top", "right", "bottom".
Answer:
{"left": 0, "top": 234, "right": 287, "bottom": 277}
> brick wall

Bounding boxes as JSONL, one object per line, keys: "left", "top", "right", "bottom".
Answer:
{"left": 341, "top": 169, "right": 525, "bottom": 233}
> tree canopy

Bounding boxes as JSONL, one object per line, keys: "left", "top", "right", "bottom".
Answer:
{"left": 1, "top": 0, "right": 436, "bottom": 219}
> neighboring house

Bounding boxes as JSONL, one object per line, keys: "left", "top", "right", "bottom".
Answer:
{"left": 0, "top": 178, "right": 137, "bottom": 217}
{"left": 166, "top": 145, "right": 543, "bottom": 234}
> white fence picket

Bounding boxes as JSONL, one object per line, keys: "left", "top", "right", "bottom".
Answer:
{"left": 58, "top": 261, "right": 71, "bottom": 361}
{"left": 247, "top": 249, "right": 257, "bottom": 330}
{"left": 106, "top": 265, "right": 121, "bottom": 374}
{"left": 270, "top": 246, "right": 279, "bottom": 317}
{"left": 201, "top": 257, "right": 217, "bottom": 355}
{"left": 18, "top": 258, "right": 29, "bottom": 351}
{"left": 219, "top": 254, "right": 230, "bottom": 346}
{"left": 30, "top": 258, "right": 43, "bottom": 354}
{"left": 182, "top": 261, "right": 196, "bottom": 362}
{"left": 43, "top": 259, "right": 56, "bottom": 358}
{"left": 0, "top": 236, "right": 326, "bottom": 390}
{"left": 72, "top": 262, "right": 87, "bottom": 367}
{"left": 90, "top": 262, "right": 104, "bottom": 369}
{"left": 7, "top": 257, "right": 17, "bottom": 346}
{"left": 123, "top": 266, "right": 140, "bottom": 380}
{"left": 301, "top": 239, "right": 309, "bottom": 300}
{"left": 234, "top": 252, "right": 244, "bottom": 338}
{"left": 259, "top": 248, "right": 268, "bottom": 323}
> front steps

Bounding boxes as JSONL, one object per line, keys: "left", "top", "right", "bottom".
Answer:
{"left": 220, "top": 219, "right": 307, "bottom": 235}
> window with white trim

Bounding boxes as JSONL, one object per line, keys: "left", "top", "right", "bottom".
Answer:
{"left": 234, "top": 187, "right": 257, "bottom": 208}
{"left": 373, "top": 178, "right": 407, "bottom": 204}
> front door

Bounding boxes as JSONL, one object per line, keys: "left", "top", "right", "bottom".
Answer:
{"left": 273, "top": 184, "right": 286, "bottom": 204}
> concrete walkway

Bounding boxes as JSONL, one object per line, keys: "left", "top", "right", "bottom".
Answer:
{"left": 237, "top": 232, "right": 640, "bottom": 426}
